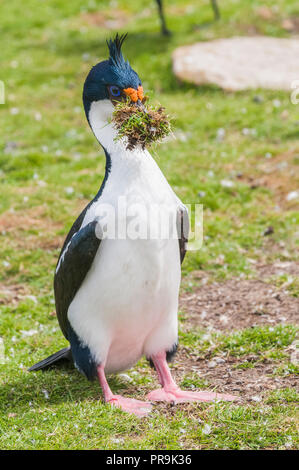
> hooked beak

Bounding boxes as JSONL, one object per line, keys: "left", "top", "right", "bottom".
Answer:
{"left": 136, "top": 99, "right": 146, "bottom": 112}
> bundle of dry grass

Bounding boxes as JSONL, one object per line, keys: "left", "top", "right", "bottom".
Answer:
{"left": 111, "top": 100, "right": 172, "bottom": 150}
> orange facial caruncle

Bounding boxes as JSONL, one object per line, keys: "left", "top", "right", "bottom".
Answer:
{"left": 123, "top": 86, "right": 144, "bottom": 102}
{"left": 137, "top": 86, "right": 144, "bottom": 101}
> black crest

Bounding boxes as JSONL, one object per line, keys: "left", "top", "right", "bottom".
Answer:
{"left": 107, "top": 33, "right": 128, "bottom": 68}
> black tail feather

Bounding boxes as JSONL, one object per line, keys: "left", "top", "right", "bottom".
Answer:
{"left": 28, "top": 347, "right": 72, "bottom": 372}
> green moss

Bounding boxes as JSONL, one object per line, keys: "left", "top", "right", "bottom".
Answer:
{"left": 112, "top": 100, "right": 172, "bottom": 149}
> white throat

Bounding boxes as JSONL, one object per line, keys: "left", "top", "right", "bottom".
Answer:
{"left": 88, "top": 99, "right": 156, "bottom": 185}
{"left": 88, "top": 99, "right": 118, "bottom": 153}
{"left": 85, "top": 100, "right": 176, "bottom": 193}
{"left": 88, "top": 99, "right": 147, "bottom": 159}
{"left": 82, "top": 99, "right": 179, "bottom": 229}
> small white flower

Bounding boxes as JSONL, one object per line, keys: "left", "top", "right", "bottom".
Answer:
{"left": 207, "top": 360, "right": 217, "bottom": 368}
{"left": 26, "top": 295, "right": 37, "bottom": 304}
{"left": 65, "top": 187, "right": 74, "bottom": 195}
{"left": 286, "top": 191, "right": 299, "bottom": 202}
{"left": 202, "top": 423, "right": 211, "bottom": 435}
{"left": 251, "top": 395, "right": 262, "bottom": 402}
{"left": 112, "top": 437, "right": 124, "bottom": 444}
{"left": 219, "top": 315, "right": 228, "bottom": 324}
{"left": 118, "top": 373, "right": 133, "bottom": 383}
{"left": 20, "top": 329, "right": 38, "bottom": 337}
{"left": 216, "top": 128, "right": 225, "bottom": 141}
{"left": 221, "top": 179, "right": 234, "bottom": 188}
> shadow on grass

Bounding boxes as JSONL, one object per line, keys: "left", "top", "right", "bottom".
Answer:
{"left": 1, "top": 363, "right": 134, "bottom": 409}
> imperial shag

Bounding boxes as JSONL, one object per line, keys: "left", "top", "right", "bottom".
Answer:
{"left": 29, "top": 34, "right": 235, "bottom": 416}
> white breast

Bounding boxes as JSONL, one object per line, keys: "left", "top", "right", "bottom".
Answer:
{"left": 67, "top": 101, "right": 183, "bottom": 373}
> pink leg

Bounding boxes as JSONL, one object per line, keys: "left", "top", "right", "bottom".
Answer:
{"left": 147, "top": 351, "right": 237, "bottom": 403}
{"left": 97, "top": 365, "right": 152, "bottom": 417}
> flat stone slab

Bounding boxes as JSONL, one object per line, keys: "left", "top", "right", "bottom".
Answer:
{"left": 172, "top": 36, "right": 299, "bottom": 91}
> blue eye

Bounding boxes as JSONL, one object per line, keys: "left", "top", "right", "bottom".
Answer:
{"left": 109, "top": 86, "right": 121, "bottom": 97}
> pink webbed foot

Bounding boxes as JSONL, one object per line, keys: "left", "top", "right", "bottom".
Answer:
{"left": 107, "top": 395, "right": 152, "bottom": 417}
{"left": 148, "top": 351, "right": 238, "bottom": 405}
{"left": 97, "top": 365, "right": 152, "bottom": 417}
{"left": 147, "top": 387, "right": 237, "bottom": 404}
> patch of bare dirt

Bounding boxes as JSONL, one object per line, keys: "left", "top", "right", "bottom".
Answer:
{"left": 172, "top": 350, "right": 298, "bottom": 402}
{"left": 180, "top": 279, "right": 298, "bottom": 332}
{"left": 256, "top": 6, "right": 274, "bottom": 20}
{"left": 0, "top": 206, "right": 63, "bottom": 233}
{"left": 282, "top": 17, "right": 299, "bottom": 33}
{"left": 81, "top": 11, "right": 128, "bottom": 30}
{"left": 0, "top": 283, "right": 29, "bottom": 305}
{"left": 0, "top": 206, "right": 63, "bottom": 250}
{"left": 256, "top": 261, "right": 299, "bottom": 279}
{"left": 239, "top": 151, "right": 299, "bottom": 208}
{"left": 24, "top": 234, "right": 64, "bottom": 251}
{"left": 0, "top": 206, "right": 47, "bottom": 232}
{"left": 177, "top": 272, "right": 298, "bottom": 401}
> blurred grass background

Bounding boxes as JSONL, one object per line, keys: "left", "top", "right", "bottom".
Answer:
{"left": 0, "top": 0, "right": 298, "bottom": 450}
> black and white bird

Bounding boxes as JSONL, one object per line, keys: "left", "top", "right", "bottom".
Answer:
{"left": 29, "top": 34, "right": 235, "bottom": 416}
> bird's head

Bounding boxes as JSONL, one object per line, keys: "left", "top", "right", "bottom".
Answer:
{"left": 83, "top": 34, "right": 144, "bottom": 138}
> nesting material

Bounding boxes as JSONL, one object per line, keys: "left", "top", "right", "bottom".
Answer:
{"left": 111, "top": 100, "right": 171, "bottom": 150}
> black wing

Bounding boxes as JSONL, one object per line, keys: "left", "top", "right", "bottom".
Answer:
{"left": 54, "top": 219, "right": 101, "bottom": 339}
{"left": 28, "top": 347, "right": 72, "bottom": 371}
{"left": 177, "top": 206, "right": 189, "bottom": 264}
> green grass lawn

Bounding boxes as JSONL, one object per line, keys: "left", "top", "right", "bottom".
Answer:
{"left": 0, "top": 0, "right": 298, "bottom": 450}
